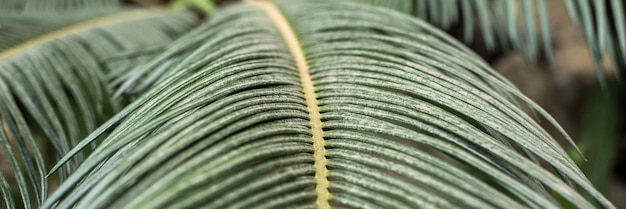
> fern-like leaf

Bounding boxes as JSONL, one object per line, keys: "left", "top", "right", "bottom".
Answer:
{"left": 345, "top": 0, "right": 553, "bottom": 63}
{"left": 44, "top": 0, "right": 613, "bottom": 208}
{"left": 0, "top": 9, "right": 197, "bottom": 208}
{"left": 566, "top": 0, "right": 626, "bottom": 84}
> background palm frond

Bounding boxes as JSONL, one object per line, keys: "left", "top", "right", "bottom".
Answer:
{"left": 0, "top": 0, "right": 122, "bottom": 12}
{"left": 566, "top": 0, "right": 626, "bottom": 83}
{"left": 44, "top": 0, "right": 613, "bottom": 208}
{"left": 0, "top": 10, "right": 121, "bottom": 51}
{"left": 0, "top": 9, "right": 197, "bottom": 208}
{"left": 350, "top": 0, "right": 626, "bottom": 85}
{"left": 346, "top": 0, "right": 553, "bottom": 63}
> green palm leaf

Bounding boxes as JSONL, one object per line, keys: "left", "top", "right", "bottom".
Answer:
{"left": 0, "top": 9, "right": 197, "bottom": 208}
{"left": 0, "top": 0, "right": 121, "bottom": 12}
{"left": 44, "top": 0, "right": 613, "bottom": 208}
{"left": 346, "top": 0, "right": 553, "bottom": 63}
{"left": 566, "top": 0, "right": 626, "bottom": 83}
{"left": 0, "top": 10, "right": 121, "bottom": 51}
{"left": 351, "top": 0, "right": 626, "bottom": 84}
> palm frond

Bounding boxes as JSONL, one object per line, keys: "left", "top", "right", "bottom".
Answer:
{"left": 0, "top": 9, "right": 197, "bottom": 208}
{"left": 353, "top": 0, "right": 626, "bottom": 84}
{"left": 566, "top": 0, "right": 626, "bottom": 84}
{"left": 345, "top": 0, "right": 553, "bottom": 63}
{"left": 44, "top": 0, "right": 613, "bottom": 208}
{"left": 0, "top": 0, "right": 122, "bottom": 12}
{"left": 0, "top": 10, "right": 120, "bottom": 51}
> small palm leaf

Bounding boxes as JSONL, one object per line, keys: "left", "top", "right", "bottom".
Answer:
{"left": 566, "top": 0, "right": 626, "bottom": 83}
{"left": 353, "top": 0, "right": 626, "bottom": 84}
{"left": 0, "top": 9, "right": 197, "bottom": 208}
{"left": 346, "top": 0, "right": 553, "bottom": 63}
{"left": 0, "top": 10, "right": 121, "bottom": 51}
{"left": 44, "top": 0, "right": 613, "bottom": 208}
{"left": 0, "top": 0, "right": 121, "bottom": 12}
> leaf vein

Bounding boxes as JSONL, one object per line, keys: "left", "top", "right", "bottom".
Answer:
{"left": 248, "top": 1, "right": 330, "bottom": 208}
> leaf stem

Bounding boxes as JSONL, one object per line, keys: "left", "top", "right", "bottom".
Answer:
{"left": 0, "top": 9, "right": 163, "bottom": 61}
{"left": 247, "top": 1, "right": 330, "bottom": 208}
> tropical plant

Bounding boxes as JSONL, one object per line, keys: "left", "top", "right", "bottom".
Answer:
{"left": 0, "top": 0, "right": 621, "bottom": 208}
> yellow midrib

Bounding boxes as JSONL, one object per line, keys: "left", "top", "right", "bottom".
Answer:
{"left": 0, "top": 9, "right": 163, "bottom": 61}
{"left": 247, "top": 1, "right": 330, "bottom": 208}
